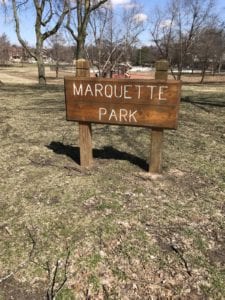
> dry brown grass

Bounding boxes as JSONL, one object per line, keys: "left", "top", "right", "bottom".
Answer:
{"left": 0, "top": 65, "right": 225, "bottom": 299}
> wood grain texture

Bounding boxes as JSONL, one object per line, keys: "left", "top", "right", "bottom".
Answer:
{"left": 149, "top": 59, "right": 169, "bottom": 173}
{"left": 79, "top": 121, "right": 92, "bottom": 167}
{"left": 149, "top": 129, "right": 164, "bottom": 173}
{"left": 76, "top": 59, "right": 93, "bottom": 168}
{"left": 64, "top": 78, "right": 181, "bottom": 129}
{"left": 76, "top": 59, "right": 90, "bottom": 77}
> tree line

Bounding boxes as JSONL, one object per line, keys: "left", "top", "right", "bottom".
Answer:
{"left": 1, "top": 0, "right": 225, "bottom": 84}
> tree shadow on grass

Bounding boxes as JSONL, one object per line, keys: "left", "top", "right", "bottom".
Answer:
{"left": 47, "top": 141, "right": 148, "bottom": 171}
{"left": 181, "top": 96, "right": 225, "bottom": 113}
{"left": 182, "top": 96, "right": 225, "bottom": 107}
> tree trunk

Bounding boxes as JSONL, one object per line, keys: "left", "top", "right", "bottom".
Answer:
{"left": 37, "top": 56, "right": 46, "bottom": 85}
{"left": 56, "top": 61, "right": 59, "bottom": 79}
{"left": 170, "top": 67, "right": 177, "bottom": 80}
{"left": 218, "top": 58, "right": 222, "bottom": 74}
{"left": 76, "top": 37, "right": 86, "bottom": 60}
{"left": 177, "top": 64, "right": 182, "bottom": 80}
{"left": 200, "top": 62, "right": 207, "bottom": 84}
{"left": 36, "top": 29, "right": 46, "bottom": 84}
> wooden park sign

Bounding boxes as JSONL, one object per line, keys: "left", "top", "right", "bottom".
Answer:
{"left": 65, "top": 78, "right": 181, "bottom": 129}
{"left": 64, "top": 59, "right": 181, "bottom": 173}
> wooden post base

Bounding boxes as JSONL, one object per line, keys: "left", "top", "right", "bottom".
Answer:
{"left": 149, "top": 128, "right": 163, "bottom": 173}
{"left": 149, "top": 59, "right": 169, "bottom": 173}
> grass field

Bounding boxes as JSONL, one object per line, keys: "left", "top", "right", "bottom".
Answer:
{"left": 0, "top": 65, "right": 225, "bottom": 299}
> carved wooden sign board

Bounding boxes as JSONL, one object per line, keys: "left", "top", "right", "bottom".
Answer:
{"left": 64, "top": 77, "right": 181, "bottom": 129}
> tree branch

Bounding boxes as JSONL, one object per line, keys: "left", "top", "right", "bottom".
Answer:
{"left": 42, "top": 1, "right": 70, "bottom": 41}
{"left": 12, "top": 0, "right": 36, "bottom": 59}
{"left": 90, "top": 0, "right": 108, "bottom": 12}
{"left": 41, "top": 0, "right": 53, "bottom": 26}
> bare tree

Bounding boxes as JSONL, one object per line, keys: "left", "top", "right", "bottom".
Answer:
{"left": 150, "top": 4, "right": 176, "bottom": 62}
{"left": 66, "top": 0, "right": 108, "bottom": 60}
{"left": 48, "top": 33, "right": 66, "bottom": 78}
{"left": 150, "top": 0, "right": 216, "bottom": 79}
{"left": 0, "top": 33, "right": 10, "bottom": 64}
{"left": 88, "top": 0, "right": 145, "bottom": 76}
{"left": 11, "top": 0, "right": 69, "bottom": 84}
{"left": 193, "top": 27, "right": 225, "bottom": 82}
{"left": 88, "top": 3, "right": 109, "bottom": 75}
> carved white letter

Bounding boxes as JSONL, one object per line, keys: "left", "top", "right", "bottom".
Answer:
{"left": 73, "top": 83, "right": 83, "bottom": 96}
{"left": 119, "top": 109, "right": 128, "bottom": 122}
{"left": 147, "top": 85, "right": 157, "bottom": 100}
{"left": 159, "top": 86, "right": 168, "bottom": 101}
{"left": 129, "top": 110, "right": 138, "bottom": 122}
{"left": 84, "top": 84, "right": 94, "bottom": 96}
{"left": 135, "top": 85, "right": 143, "bottom": 99}
{"left": 109, "top": 109, "right": 118, "bottom": 121}
{"left": 99, "top": 107, "right": 107, "bottom": 120}
{"left": 105, "top": 85, "right": 113, "bottom": 98}
{"left": 124, "top": 85, "right": 132, "bottom": 99}
{"left": 95, "top": 84, "right": 103, "bottom": 97}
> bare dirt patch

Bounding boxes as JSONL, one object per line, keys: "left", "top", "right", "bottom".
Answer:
{"left": 0, "top": 67, "right": 225, "bottom": 299}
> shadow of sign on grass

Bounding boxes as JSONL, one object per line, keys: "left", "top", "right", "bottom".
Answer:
{"left": 47, "top": 141, "right": 148, "bottom": 171}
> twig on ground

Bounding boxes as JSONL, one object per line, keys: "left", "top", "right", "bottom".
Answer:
{"left": 170, "top": 244, "right": 192, "bottom": 276}
{"left": 46, "top": 249, "right": 71, "bottom": 300}
{"left": 0, "top": 226, "right": 37, "bottom": 283}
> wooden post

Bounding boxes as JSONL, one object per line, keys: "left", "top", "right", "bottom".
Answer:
{"left": 149, "top": 59, "right": 169, "bottom": 173}
{"left": 76, "top": 59, "right": 93, "bottom": 168}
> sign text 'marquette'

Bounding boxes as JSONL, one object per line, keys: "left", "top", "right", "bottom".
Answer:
{"left": 73, "top": 82, "right": 169, "bottom": 101}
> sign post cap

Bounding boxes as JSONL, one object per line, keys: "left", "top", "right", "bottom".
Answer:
{"left": 76, "top": 59, "right": 90, "bottom": 70}
{"left": 155, "top": 60, "right": 169, "bottom": 71}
